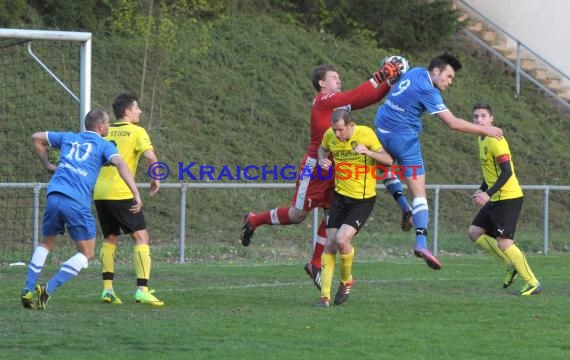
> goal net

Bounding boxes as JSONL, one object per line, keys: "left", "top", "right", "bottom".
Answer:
{"left": 0, "top": 29, "right": 91, "bottom": 265}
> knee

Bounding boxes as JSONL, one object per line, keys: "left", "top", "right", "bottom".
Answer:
{"left": 40, "top": 241, "right": 55, "bottom": 252}
{"left": 467, "top": 226, "right": 481, "bottom": 242}
{"left": 78, "top": 239, "right": 96, "bottom": 260}
{"left": 334, "top": 235, "right": 351, "bottom": 252}
{"left": 81, "top": 249, "right": 95, "bottom": 260}
{"left": 497, "top": 238, "right": 514, "bottom": 251}
{"left": 132, "top": 230, "right": 150, "bottom": 245}
{"left": 412, "top": 197, "right": 428, "bottom": 210}
{"left": 289, "top": 208, "right": 308, "bottom": 223}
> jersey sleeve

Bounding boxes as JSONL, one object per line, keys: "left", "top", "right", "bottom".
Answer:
{"left": 314, "top": 80, "right": 390, "bottom": 112}
{"left": 102, "top": 140, "right": 120, "bottom": 164}
{"left": 490, "top": 137, "right": 511, "bottom": 160}
{"left": 135, "top": 127, "right": 154, "bottom": 153}
{"left": 421, "top": 86, "right": 448, "bottom": 115}
{"left": 46, "top": 131, "right": 64, "bottom": 149}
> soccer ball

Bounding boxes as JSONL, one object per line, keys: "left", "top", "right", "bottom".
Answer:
{"left": 381, "top": 55, "right": 410, "bottom": 85}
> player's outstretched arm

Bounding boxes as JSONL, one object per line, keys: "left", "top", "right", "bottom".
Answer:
{"left": 31, "top": 132, "right": 57, "bottom": 173}
{"left": 438, "top": 110, "right": 503, "bottom": 139}
{"left": 143, "top": 149, "right": 160, "bottom": 196}
{"left": 110, "top": 155, "right": 143, "bottom": 213}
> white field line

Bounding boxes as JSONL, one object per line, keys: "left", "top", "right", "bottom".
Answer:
{"left": 16, "top": 259, "right": 565, "bottom": 300}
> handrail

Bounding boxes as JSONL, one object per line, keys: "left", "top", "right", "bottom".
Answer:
{"left": 461, "top": 30, "right": 570, "bottom": 111}
{"left": 455, "top": 0, "right": 570, "bottom": 111}
{"left": 456, "top": 0, "right": 569, "bottom": 80}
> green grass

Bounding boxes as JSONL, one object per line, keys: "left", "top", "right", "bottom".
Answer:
{"left": 2, "top": 255, "right": 570, "bottom": 359}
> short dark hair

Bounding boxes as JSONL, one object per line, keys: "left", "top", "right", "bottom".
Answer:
{"left": 428, "top": 52, "right": 462, "bottom": 72}
{"left": 311, "top": 64, "right": 337, "bottom": 92}
{"left": 473, "top": 102, "right": 493, "bottom": 116}
{"left": 331, "top": 107, "right": 353, "bottom": 125}
{"left": 112, "top": 93, "right": 138, "bottom": 120}
{"left": 84, "top": 109, "right": 108, "bottom": 130}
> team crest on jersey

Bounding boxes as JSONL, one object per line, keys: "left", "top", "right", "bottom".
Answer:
{"left": 350, "top": 141, "right": 358, "bottom": 149}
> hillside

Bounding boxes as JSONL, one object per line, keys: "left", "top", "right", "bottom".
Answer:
{"left": 3, "top": 13, "right": 569, "bottom": 263}
{"left": 99, "top": 14, "right": 568, "bottom": 256}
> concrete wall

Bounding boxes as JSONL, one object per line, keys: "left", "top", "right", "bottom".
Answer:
{"left": 462, "top": 0, "right": 570, "bottom": 77}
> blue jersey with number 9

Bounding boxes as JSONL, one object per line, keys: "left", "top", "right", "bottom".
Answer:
{"left": 374, "top": 67, "right": 448, "bottom": 135}
{"left": 46, "top": 131, "right": 119, "bottom": 208}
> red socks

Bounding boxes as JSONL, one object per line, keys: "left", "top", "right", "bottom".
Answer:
{"left": 250, "top": 207, "right": 292, "bottom": 228}
{"left": 311, "top": 219, "right": 327, "bottom": 268}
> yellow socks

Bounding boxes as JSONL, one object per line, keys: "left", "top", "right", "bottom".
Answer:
{"left": 504, "top": 244, "right": 539, "bottom": 286}
{"left": 100, "top": 242, "right": 116, "bottom": 289}
{"left": 102, "top": 243, "right": 154, "bottom": 291}
{"left": 320, "top": 253, "right": 336, "bottom": 299}
{"left": 339, "top": 247, "right": 355, "bottom": 284}
{"left": 475, "top": 235, "right": 510, "bottom": 266}
{"left": 134, "top": 244, "right": 151, "bottom": 284}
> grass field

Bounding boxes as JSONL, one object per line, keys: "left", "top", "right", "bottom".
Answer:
{"left": 2, "top": 254, "right": 570, "bottom": 359}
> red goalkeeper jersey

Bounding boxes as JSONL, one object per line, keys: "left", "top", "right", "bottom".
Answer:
{"left": 307, "top": 79, "right": 390, "bottom": 158}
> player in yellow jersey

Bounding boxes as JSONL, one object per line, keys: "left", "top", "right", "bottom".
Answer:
{"left": 93, "top": 93, "right": 163, "bottom": 306}
{"left": 467, "top": 102, "right": 541, "bottom": 296}
{"left": 316, "top": 108, "right": 393, "bottom": 306}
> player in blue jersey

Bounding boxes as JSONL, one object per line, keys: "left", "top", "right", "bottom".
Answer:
{"left": 20, "top": 109, "right": 142, "bottom": 310}
{"left": 373, "top": 53, "right": 503, "bottom": 270}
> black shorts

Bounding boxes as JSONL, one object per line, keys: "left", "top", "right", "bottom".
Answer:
{"left": 326, "top": 192, "right": 376, "bottom": 233}
{"left": 95, "top": 199, "right": 147, "bottom": 238}
{"left": 471, "top": 197, "right": 523, "bottom": 239}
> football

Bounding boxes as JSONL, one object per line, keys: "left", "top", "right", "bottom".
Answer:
{"left": 381, "top": 55, "right": 410, "bottom": 85}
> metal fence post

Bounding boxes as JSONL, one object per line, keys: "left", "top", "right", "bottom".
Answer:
{"left": 542, "top": 186, "right": 550, "bottom": 255}
{"left": 432, "top": 185, "right": 440, "bottom": 256}
{"left": 179, "top": 184, "right": 187, "bottom": 264}
{"left": 32, "top": 183, "right": 42, "bottom": 251}
{"left": 515, "top": 41, "right": 521, "bottom": 97}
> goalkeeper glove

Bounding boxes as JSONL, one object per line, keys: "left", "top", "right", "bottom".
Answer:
{"left": 371, "top": 62, "right": 400, "bottom": 88}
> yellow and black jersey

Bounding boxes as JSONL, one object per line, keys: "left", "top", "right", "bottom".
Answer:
{"left": 94, "top": 122, "right": 153, "bottom": 200}
{"left": 321, "top": 124, "right": 383, "bottom": 199}
{"left": 478, "top": 135, "right": 523, "bottom": 201}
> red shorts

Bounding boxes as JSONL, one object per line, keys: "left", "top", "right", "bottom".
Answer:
{"left": 290, "top": 154, "right": 334, "bottom": 211}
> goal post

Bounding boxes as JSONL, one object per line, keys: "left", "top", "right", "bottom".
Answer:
{"left": 0, "top": 29, "right": 92, "bottom": 129}
{"left": 0, "top": 28, "right": 92, "bottom": 264}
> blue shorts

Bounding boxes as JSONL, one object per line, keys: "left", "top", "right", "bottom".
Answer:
{"left": 42, "top": 192, "right": 96, "bottom": 241}
{"left": 375, "top": 130, "right": 425, "bottom": 177}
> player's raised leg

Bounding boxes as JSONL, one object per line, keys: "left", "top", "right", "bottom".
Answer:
{"left": 240, "top": 207, "right": 300, "bottom": 246}
{"left": 38, "top": 236, "right": 93, "bottom": 310}
{"left": 468, "top": 225, "right": 516, "bottom": 288}
{"left": 382, "top": 169, "right": 412, "bottom": 231}
{"left": 407, "top": 174, "right": 441, "bottom": 270}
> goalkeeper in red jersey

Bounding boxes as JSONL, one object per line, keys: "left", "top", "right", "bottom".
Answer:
{"left": 240, "top": 57, "right": 410, "bottom": 289}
